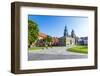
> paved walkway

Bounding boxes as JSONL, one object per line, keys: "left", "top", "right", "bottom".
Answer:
{"left": 28, "top": 47, "right": 88, "bottom": 61}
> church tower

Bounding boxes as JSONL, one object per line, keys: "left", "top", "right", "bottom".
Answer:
{"left": 63, "top": 26, "right": 68, "bottom": 46}
{"left": 64, "top": 26, "right": 68, "bottom": 37}
{"left": 71, "top": 29, "right": 76, "bottom": 38}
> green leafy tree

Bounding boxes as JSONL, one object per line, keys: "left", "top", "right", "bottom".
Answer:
{"left": 44, "top": 35, "right": 52, "bottom": 43}
{"left": 28, "top": 20, "right": 39, "bottom": 48}
{"left": 46, "top": 35, "right": 52, "bottom": 43}
{"left": 43, "top": 35, "right": 52, "bottom": 48}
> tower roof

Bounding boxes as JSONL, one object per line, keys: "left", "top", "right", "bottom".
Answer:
{"left": 64, "top": 25, "right": 68, "bottom": 37}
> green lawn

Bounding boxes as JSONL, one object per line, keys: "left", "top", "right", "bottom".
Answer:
{"left": 67, "top": 45, "right": 88, "bottom": 54}
{"left": 28, "top": 46, "right": 53, "bottom": 52}
{"left": 28, "top": 46, "right": 65, "bottom": 52}
{"left": 28, "top": 47, "right": 44, "bottom": 51}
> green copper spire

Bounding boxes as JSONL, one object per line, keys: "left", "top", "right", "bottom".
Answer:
{"left": 64, "top": 25, "right": 68, "bottom": 37}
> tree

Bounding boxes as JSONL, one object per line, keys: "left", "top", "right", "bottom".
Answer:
{"left": 28, "top": 20, "right": 39, "bottom": 48}
{"left": 46, "top": 35, "right": 52, "bottom": 43}
{"left": 43, "top": 35, "right": 52, "bottom": 48}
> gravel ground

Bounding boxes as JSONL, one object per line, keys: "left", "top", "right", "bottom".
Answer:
{"left": 28, "top": 47, "right": 88, "bottom": 61}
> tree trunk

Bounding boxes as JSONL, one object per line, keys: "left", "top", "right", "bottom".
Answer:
{"left": 28, "top": 42, "right": 32, "bottom": 48}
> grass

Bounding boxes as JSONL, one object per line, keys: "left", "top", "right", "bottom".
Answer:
{"left": 28, "top": 46, "right": 65, "bottom": 52}
{"left": 28, "top": 47, "right": 44, "bottom": 51}
{"left": 28, "top": 46, "right": 54, "bottom": 52}
{"left": 67, "top": 45, "right": 88, "bottom": 54}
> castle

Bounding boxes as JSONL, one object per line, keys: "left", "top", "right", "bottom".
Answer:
{"left": 36, "top": 26, "right": 77, "bottom": 47}
{"left": 59, "top": 26, "right": 76, "bottom": 46}
{"left": 31, "top": 25, "right": 87, "bottom": 47}
{"left": 64, "top": 26, "right": 76, "bottom": 46}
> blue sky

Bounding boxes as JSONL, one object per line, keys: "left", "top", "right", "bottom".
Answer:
{"left": 28, "top": 15, "right": 88, "bottom": 37}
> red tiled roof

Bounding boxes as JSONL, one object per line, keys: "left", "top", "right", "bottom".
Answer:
{"left": 38, "top": 32, "right": 47, "bottom": 39}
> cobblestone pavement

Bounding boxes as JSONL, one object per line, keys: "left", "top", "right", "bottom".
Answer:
{"left": 28, "top": 47, "right": 88, "bottom": 61}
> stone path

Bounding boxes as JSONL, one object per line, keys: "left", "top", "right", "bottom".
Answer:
{"left": 28, "top": 47, "right": 88, "bottom": 61}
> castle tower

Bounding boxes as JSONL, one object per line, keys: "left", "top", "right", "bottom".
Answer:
{"left": 71, "top": 29, "right": 76, "bottom": 38}
{"left": 71, "top": 29, "right": 76, "bottom": 44}
{"left": 64, "top": 25, "right": 68, "bottom": 37}
{"left": 63, "top": 26, "right": 68, "bottom": 46}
